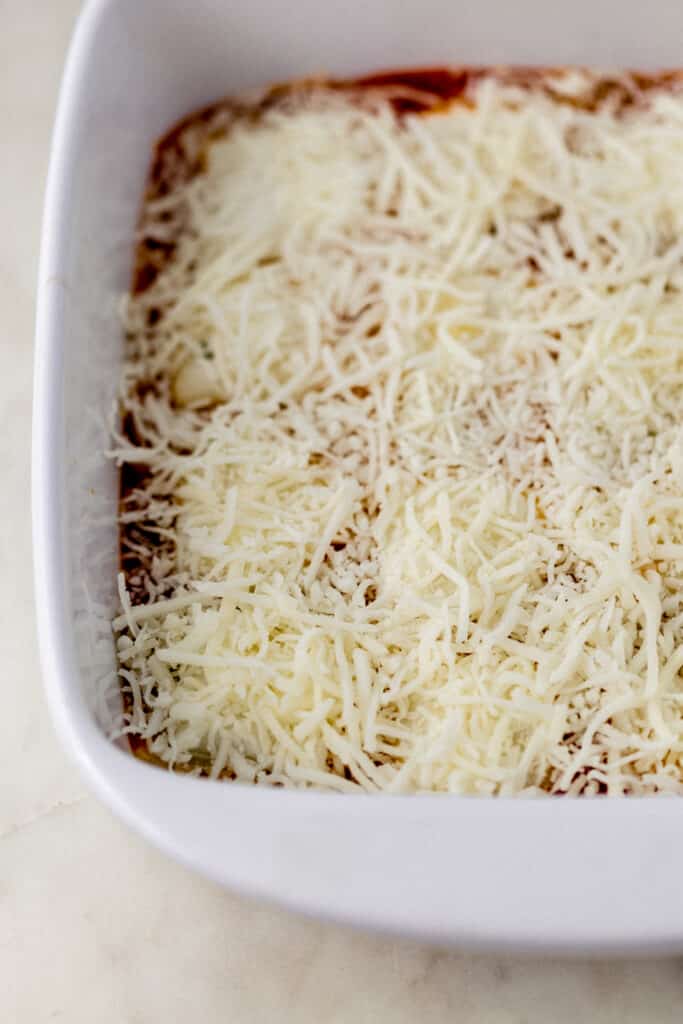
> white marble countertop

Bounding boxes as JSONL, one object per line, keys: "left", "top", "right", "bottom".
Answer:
{"left": 4, "top": 3, "right": 683, "bottom": 1020}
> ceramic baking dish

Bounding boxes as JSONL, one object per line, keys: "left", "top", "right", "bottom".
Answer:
{"left": 33, "top": 0, "right": 683, "bottom": 953}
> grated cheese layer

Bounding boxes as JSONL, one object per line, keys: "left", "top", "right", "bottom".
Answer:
{"left": 114, "top": 71, "right": 683, "bottom": 794}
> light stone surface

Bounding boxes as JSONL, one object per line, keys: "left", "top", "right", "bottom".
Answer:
{"left": 4, "top": 2, "right": 683, "bottom": 1020}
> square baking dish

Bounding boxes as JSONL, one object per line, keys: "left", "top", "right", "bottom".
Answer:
{"left": 33, "top": 0, "right": 683, "bottom": 953}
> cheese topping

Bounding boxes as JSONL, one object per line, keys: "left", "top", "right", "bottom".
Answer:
{"left": 114, "top": 73, "right": 683, "bottom": 794}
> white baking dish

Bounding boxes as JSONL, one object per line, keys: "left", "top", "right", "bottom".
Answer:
{"left": 33, "top": 0, "right": 683, "bottom": 953}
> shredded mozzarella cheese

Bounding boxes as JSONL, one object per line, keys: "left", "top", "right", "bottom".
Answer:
{"left": 113, "top": 72, "right": 683, "bottom": 794}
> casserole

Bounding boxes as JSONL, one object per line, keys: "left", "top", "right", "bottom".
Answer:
{"left": 33, "top": 0, "right": 683, "bottom": 952}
